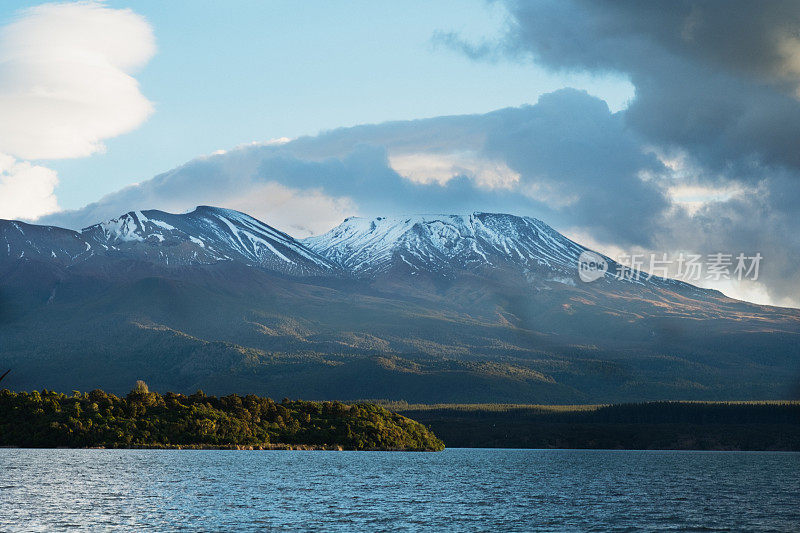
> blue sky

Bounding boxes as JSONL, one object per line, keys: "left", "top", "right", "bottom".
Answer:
{"left": 0, "top": 0, "right": 632, "bottom": 210}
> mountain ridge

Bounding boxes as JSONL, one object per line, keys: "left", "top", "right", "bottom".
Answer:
{"left": 1, "top": 206, "right": 798, "bottom": 402}
{"left": 2, "top": 206, "right": 716, "bottom": 297}
{"left": 2, "top": 206, "right": 340, "bottom": 277}
{"left": 303, "top": 212, "right": 715, "bottom": 297}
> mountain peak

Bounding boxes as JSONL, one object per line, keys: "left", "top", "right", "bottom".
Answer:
{"left": 82, "top": 210, "right": 161, "bottom": 243}
{"left": 79, "top": 206, "right": 338, "bottom": 276}
{"left": 303, "top": 211, "right": 586, "bottom": 278}
{"left": 2, "top": 207, "right": 710, "bottom": 294}
{"left": 191, "top": 205, "right": 242, "bottom": 217}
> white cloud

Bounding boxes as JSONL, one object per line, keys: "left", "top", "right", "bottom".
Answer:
{"left": 389, "top": 151, "right": 520, "bottom": 189}
{"left": 0, "top": 2, "right": 155, "bottom": 221}
{"left": 258, "top": 137, "right": 293, "bottom": 147}
{"left": 697, "top": 278, "right": 799, "bottom": 308}
{"left": 0, "top": 153, "right": 59, "bottom": 220}
{"left": 220, "top": 182, "right": 356, "bottom": 238}
{"left": 205, "top": 138, "right": 294, "bottom": 158}
{"left": 42, "top": 167, "right": 356, "bottom": 239}
{"left": 667, "top": 184, "right": 749, "bottom": 214}
{"left": 0, "top": 1, "right": 156, "bottom": 160}
{"left": 520, "top": 182, "right": 580, "bottom": 208}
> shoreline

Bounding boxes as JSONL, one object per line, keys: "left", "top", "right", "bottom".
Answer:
{"left": 2, "top": 445, "right": 798, "bottom": 452}
{"left": 0, "top": 444, "right": 441, "bottom": 451}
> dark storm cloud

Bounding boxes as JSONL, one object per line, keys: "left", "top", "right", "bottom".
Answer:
{"left": 481, "top": 90, "right": 668, "bottom": 244}
{"left": 502, "top": 1, "right": 800, "bottom": 77}
{"left": 449, "top": 1, "right": 800, "bottom": 174}
{"left": 443, "top": 0, "right": 800, "bottom": 304}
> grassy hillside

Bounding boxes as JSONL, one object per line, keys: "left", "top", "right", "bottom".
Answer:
{"left": 1, "top": 261, "right": 799, "bottom": 403}
{"left": 0, "top": 385, "right": 444, "bottom": 451}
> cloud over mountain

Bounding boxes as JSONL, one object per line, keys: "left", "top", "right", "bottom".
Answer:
{"left": 42, "top": 89, "right": 668, "bottom": 243}
{"left": 439, "top": 0, "right": 800, "bottom": 307}
{"left": 35, "top": 1, "right": 800, "bottom": 307}
{"left": 0, "top": 154, "right": 59, "bottom": 221}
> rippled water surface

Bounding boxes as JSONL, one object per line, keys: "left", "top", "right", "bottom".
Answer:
{"left": 1, "top": 448, "right": 798, "bottom": 531}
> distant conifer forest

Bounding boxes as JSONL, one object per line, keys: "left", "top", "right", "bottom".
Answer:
{"left": 395, "top": 401, "right": 800, "bottom": 451}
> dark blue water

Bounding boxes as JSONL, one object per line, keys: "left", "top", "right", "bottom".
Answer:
{"left": 1, "top": 448, "right": 797, "bottom": 532}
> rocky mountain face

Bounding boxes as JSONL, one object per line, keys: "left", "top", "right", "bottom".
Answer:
{"left": 2, "top": 206, "right": 338, "bottom": 277}
{"left": 1, "top": 207, "right": 798, "bottom": 403}
{"left": 303, "top": 213, "right": 582, "bottom": 278}
{"left": 304, "top": 212, "right": 706, "bottom": 296}
{"left": 1, "top": 219, "right": 94, "bottom": 266}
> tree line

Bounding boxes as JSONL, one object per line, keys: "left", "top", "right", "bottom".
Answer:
{"left": 399, "top": 401, "right": 800, "bottom": 450}
{"left": 0, "top": 383, "right": 444, "bottom": 451}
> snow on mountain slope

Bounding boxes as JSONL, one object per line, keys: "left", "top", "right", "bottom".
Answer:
{"left": 303, "top": 212, "right": 591, "bottom": 278}
{"left": 79, "top": 206, "right": 339, "bottom": 276}
{"left": 303, "top": 212, "right": 709, "bottom": 296}
{"left": 1, "top": 207, "right": 709, "bottom": 294}
{"left": 1, "top": 207, "right": 338, "bottom": 277}
{"left": 0, "top": 220, "right": 93, "bottom": 265}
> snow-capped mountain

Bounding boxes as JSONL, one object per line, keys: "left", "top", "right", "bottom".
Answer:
{"left": 303, "top": 212, "right": 708, "bottom": 295}
{"left": 1, "top": 206, "right": 339, "bottom": 277}
{"left": 2, "top": 206, "right": 798, "bottom": 402}
{"left": 2, "top": 207, "right": 708, "bottom": 292}
{"left": 304, "top": 212, "right": 585, "bottom": 278}
{"left": 0, "top": 219, "right": 94, "bottom": 265}
{"left": 80, "top": 206, "right": 339, "bottom": 276}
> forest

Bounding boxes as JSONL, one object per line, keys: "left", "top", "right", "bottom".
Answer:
{"left": 3, "top": 381, "right": 797, "bottom": 451}
{"left": 0, "top": 383, "right": 444, "bottom": 451}
{"left": 396, "top": 401, "right": 800, "bottom": 450}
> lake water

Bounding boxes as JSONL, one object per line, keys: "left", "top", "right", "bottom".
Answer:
{"left": 1, "top": 448, "right": 798, "bottom": 531}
